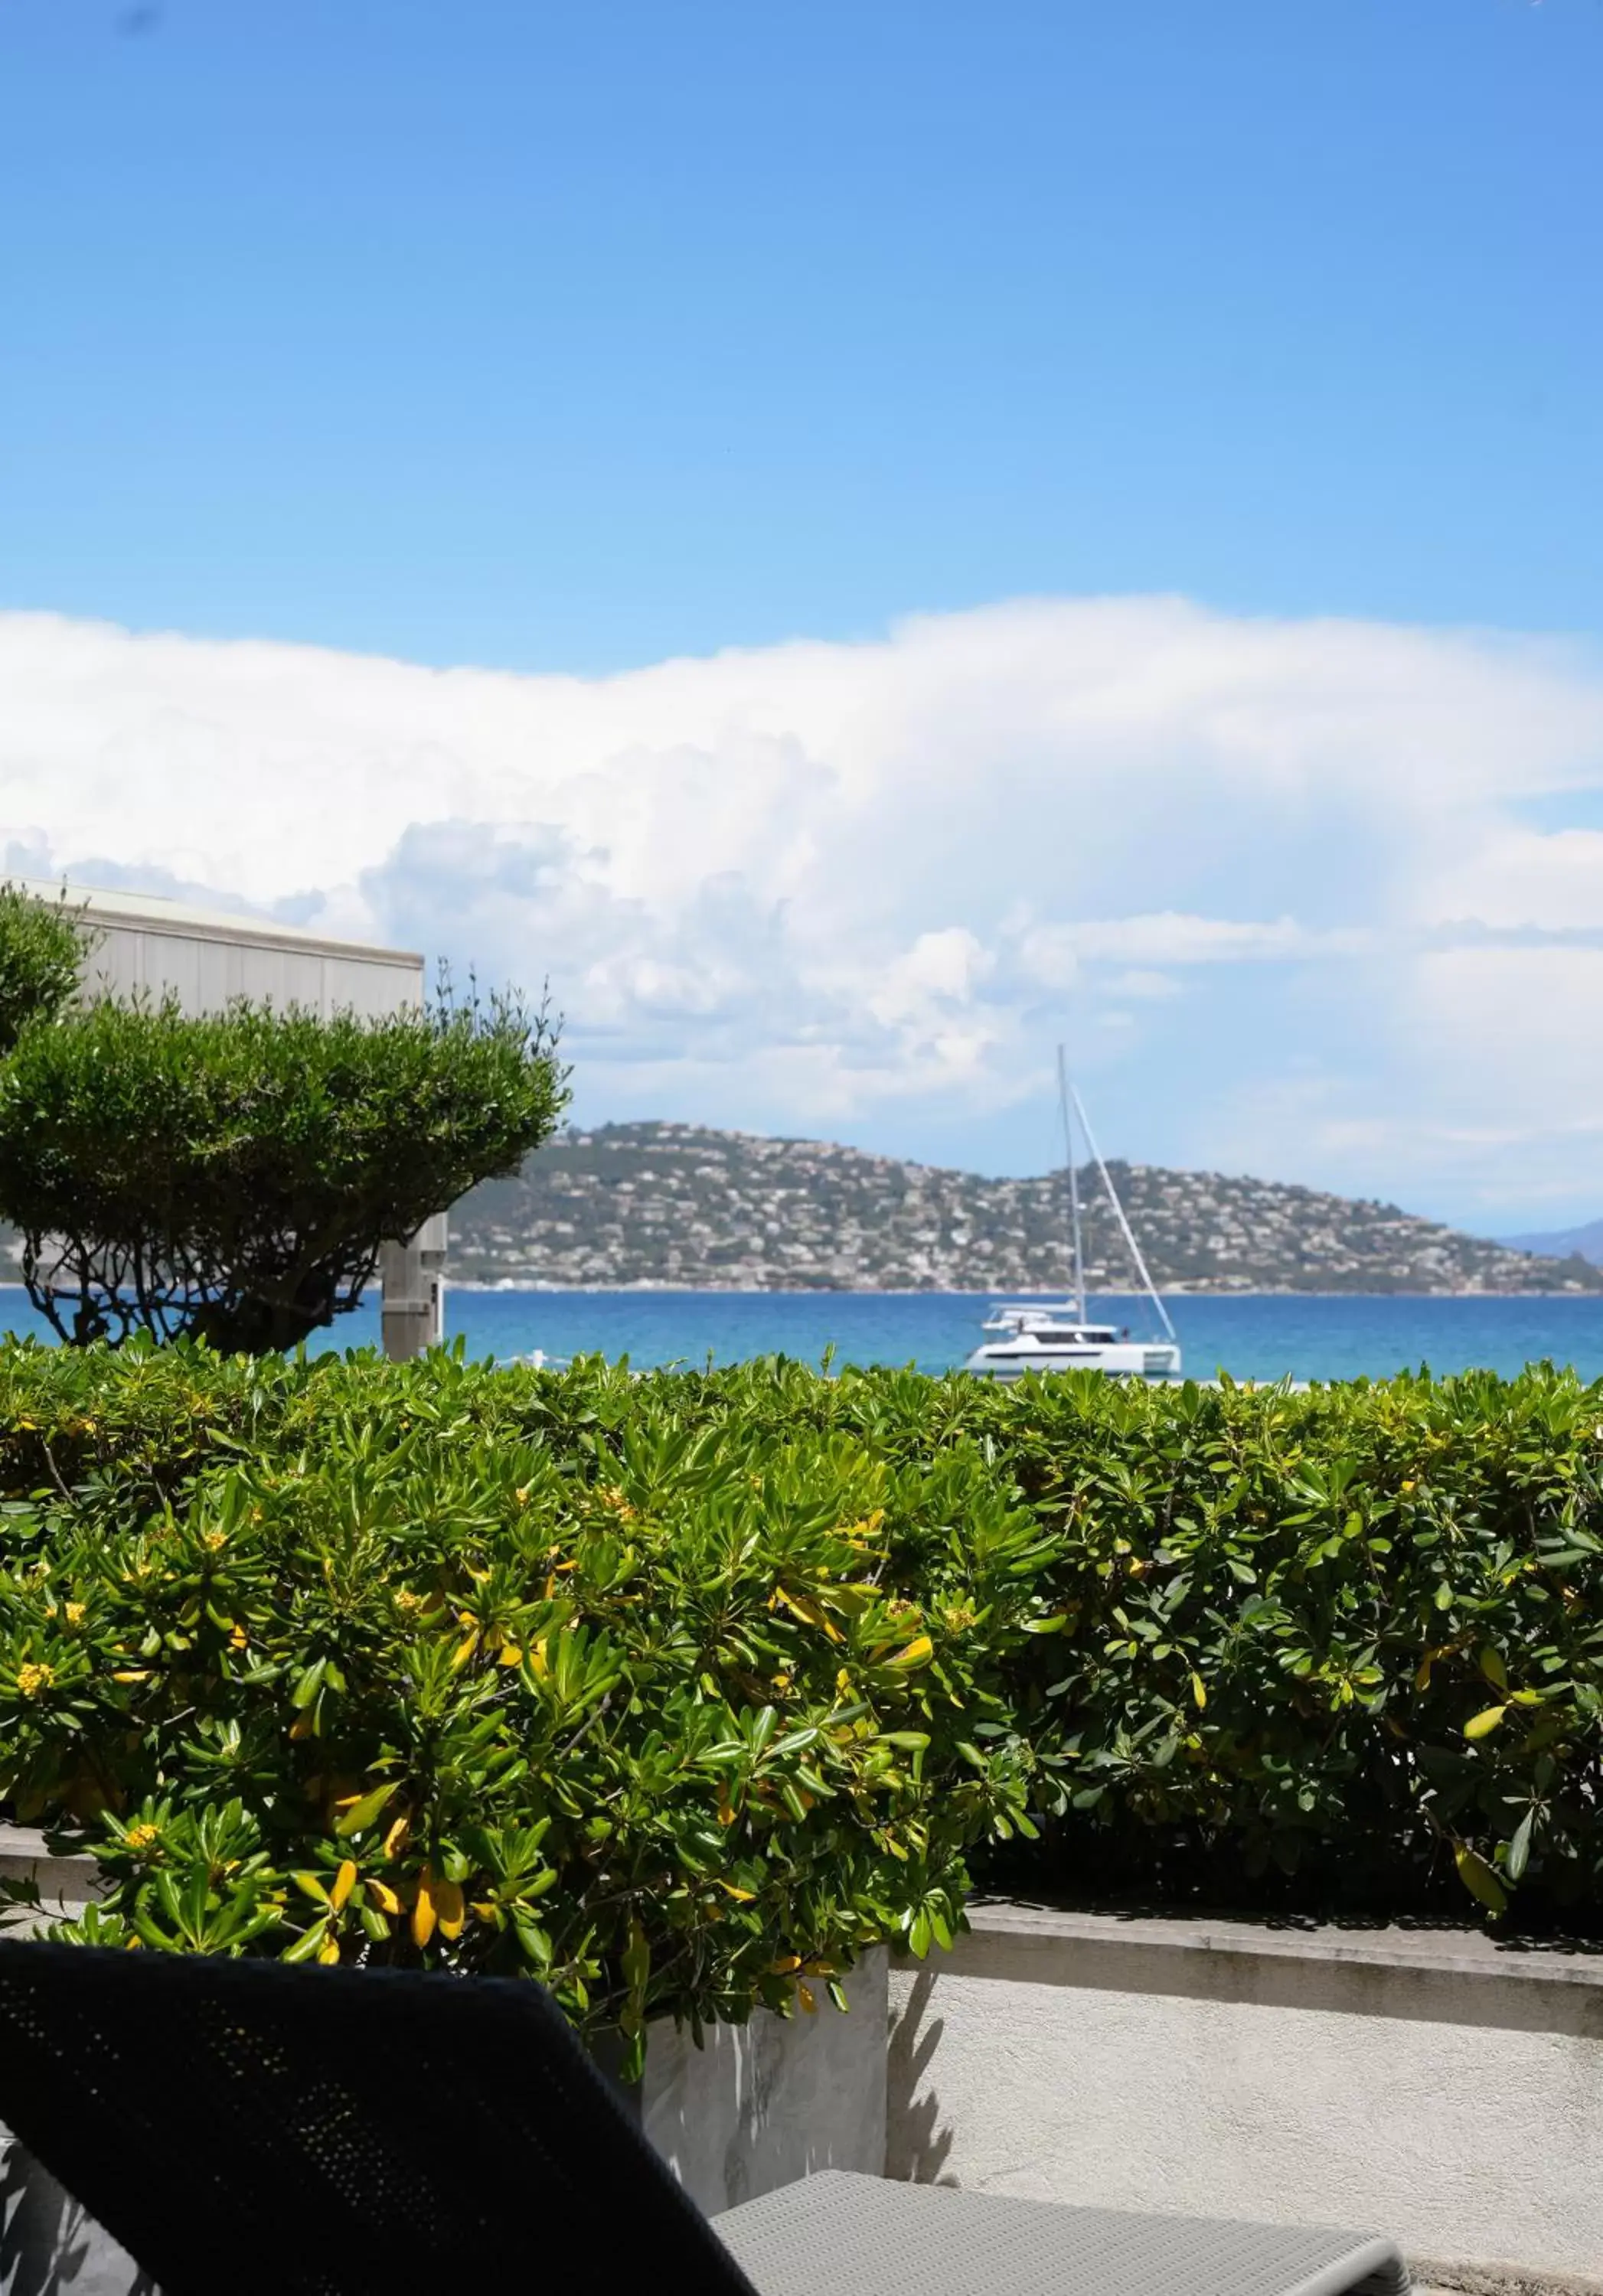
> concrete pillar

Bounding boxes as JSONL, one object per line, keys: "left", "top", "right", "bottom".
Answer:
{"left": 378, "top": 1212, "right": 449, "bottom": 1361}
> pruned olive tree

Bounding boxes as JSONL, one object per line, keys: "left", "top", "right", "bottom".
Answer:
{"left": 0, "top": 890, "right": 568, "bottom": 1349}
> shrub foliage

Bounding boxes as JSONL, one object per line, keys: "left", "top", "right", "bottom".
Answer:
{"left": 992, "top": 1371, "right": 1603, "bottom": 1917}
{"left": 0, "top": 986, "right": 567, "bottom": 1352}
{"left": 0, "top": 1345, "right": 1053, "bottom": 2065}
{"left": 3, "top": 1346, "right": 1602, "bottom": 2049}
{"left": 0, "top": 883, "right": 87, "bottom": 1058}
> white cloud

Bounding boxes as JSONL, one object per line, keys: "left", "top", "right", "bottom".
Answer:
{"left": 1015, "top": 914, "right": 1373, "bottom": 979}
{"left": 1419, "top": 827, "right": 1603, "bottom": 935}
{"left": 1108, "top": 970, "right": 1183, "bottom": 1002}
{"left": 5, "top": 595, "right": 1603, "bottom": 1219}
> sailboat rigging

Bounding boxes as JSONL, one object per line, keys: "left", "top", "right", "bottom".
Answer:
{"left": 963, "top": 1048, "right": 1182, "bottom": 1381}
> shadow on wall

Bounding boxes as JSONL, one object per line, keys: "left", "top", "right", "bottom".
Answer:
{"left": 886, "top": 1965, "right": 955, "bottom": 2187}
{"left": 0, "top": 2139, "right": 155, "bottom": 2296}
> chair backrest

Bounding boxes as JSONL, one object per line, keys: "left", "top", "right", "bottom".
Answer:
{"left": 0, "top": 1939, "right": 759, "bottom": 2296}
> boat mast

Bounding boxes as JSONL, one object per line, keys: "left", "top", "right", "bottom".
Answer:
{"left": 1056, "top": 1045, "right": 1086, "bottom": 1324}
{"left": 1068, "top": 1081, "right": 1177, "bottom": 1342}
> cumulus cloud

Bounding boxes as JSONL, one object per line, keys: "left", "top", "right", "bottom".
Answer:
{"left": 1014, "top": 914, "right": 1374, "bottom": 979}
{"left": 1420, "top": 827, "right": 1603, "bottom": 937}
{"left": 5, "top": 595, "right": 1603, "bottom": 1221}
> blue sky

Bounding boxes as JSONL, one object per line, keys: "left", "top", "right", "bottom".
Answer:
{"left": 5, "top": 0, "right": 1601, "bottom": 669}
{"left": 4, "top": 1, "right": 1603, "bottom": 1227}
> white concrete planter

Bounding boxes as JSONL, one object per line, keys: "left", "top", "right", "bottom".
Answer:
{"left": 887, "top": 1903, "right": 1603, "bottom": 2288}
{"left": 0, "top": 1831, "right": 100, "bottom": 1932}
{"left": 0, "top": 2142, "right": 153, "bottom": 2296}
{"left": 638, "top": 1949, "right": 886, "bottom": 2216}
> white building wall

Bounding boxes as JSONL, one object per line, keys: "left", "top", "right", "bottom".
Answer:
{"left": 21, "top": 882, "right": 424, "bottom": 1022}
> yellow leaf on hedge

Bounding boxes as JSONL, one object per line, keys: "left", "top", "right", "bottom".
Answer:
{"left": 796, "top": 1981, "right": 817, "bottom": 2014}
{"left": 318, "top": 1936, "right": 341, "bottom": 1965}
{"left": 412, "top": 1867, "right": 437, "bottom": 1947}
{"left": 773, "top": 1587, "right": 842, "bottom": 1642}
{"left": 435, "top": 1879, "right": 465, "bottom": 1939}
{"left": 368, "top": 1880, "right": 401, "bottom": 1917}
{"left": 330, "top": 1860, "right": 357, "bottom": 1910}
{"left": 1454, "top": 1844, "right": 1508, "bottom": 1915}
{"left": 383, "top": 1812, "right": 410, "bottom": 1861}
{"left": 1464, "top": 1705, "right": 1507, "bottom": 1741}
{"left": 498, "top": 1645, "right": 523, "bottom": 1666}
{"left": 1190, "top": 1673, "right": 1206, "bottom": 1710}
{"left": 451, "top": 1630, "right": 478, "bottom": 1671}
{"left": 885, "top": 1635, "right": 933, "bottom": 1670}
{"left": 718, "top": 1881, "right": 756, "bottom": 1901}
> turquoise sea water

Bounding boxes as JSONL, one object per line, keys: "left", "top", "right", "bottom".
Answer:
{"left": 6, "top": 1284, "right": 1603, "bottom": 1384}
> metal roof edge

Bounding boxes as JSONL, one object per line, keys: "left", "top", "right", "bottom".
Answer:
{"left": 15, "top": 879, "right": 425, "bottom": 970}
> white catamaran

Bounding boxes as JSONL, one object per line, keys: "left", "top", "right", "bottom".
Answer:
{"left": 964, "top": 1050, "right": 1182, "bottom": 1382}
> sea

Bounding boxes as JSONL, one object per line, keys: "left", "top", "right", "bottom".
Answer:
{"left": 5, "top": 1284, "right": 1603, "bottom": 1385}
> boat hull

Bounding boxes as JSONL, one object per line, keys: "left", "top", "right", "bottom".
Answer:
{"left": 965, "top": 1341, "right": 1182, "bottom": 1381}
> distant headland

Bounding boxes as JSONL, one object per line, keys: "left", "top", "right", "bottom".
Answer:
{"left": 448, "top": 1124, "right": 1603, "bottom": 1297}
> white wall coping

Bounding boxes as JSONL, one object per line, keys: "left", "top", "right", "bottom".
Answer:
{"left": 6, "top": 1833, "right": 1598, "bottom": 2004}
{"left": 0, "top": 1827, "right": 100, "bottom": 1916}
{"left": 963, "top": 1899, "right": 1603, "bottom": 1998}
{"left": 0, "top": 1828, "right": 70, "bottom": 1861}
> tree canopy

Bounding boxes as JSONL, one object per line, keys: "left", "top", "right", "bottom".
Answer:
{"left": 0, "top": 883, "right": 86, "bottom": 1058}
{"left": 0, "top": 890, "right": 568, "bottom": 1350}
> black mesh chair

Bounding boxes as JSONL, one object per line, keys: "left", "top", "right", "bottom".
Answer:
{"left": 0, "top": 1939, "right": 1411, "bottom": 2296}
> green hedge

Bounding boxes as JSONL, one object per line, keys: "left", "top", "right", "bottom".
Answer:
{"left": 4, "top": 1343, "right": 1603, "bottom": 2047}
{"left": 0, "top": 1343, "right": 1058, "bottom": 2066}
{"left": 992, "top": 1373, "right": 1603, "bottom": 1918}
